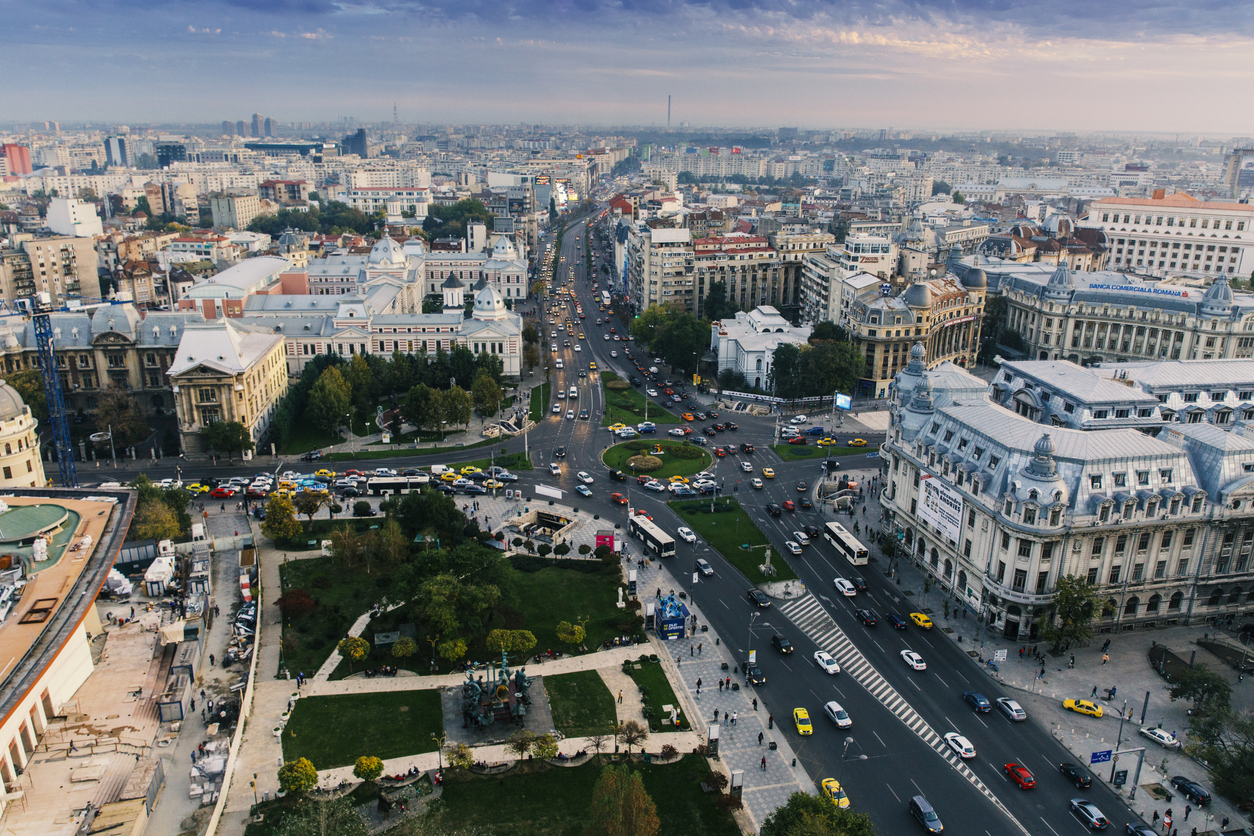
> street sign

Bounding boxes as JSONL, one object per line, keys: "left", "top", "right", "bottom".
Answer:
{"left": 993, "top": 649, "right": 1008, "bottom": 662}
{"left": 1112, "top": 769, "right": 1128, "bottom": 787}
{"left": 1089, "top": 750, "right": 1112, "bottom": 764}
{"left": 866, "top": 452, "right": 880, "bottom": 458}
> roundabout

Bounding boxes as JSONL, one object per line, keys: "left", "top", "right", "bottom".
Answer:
{"left": 601, "top": 440, "right": 712, "bottom": 481}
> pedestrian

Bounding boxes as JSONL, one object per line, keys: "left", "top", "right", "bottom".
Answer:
{"left": 198, "top": 743, "right": 205, "bottom": 756}
{"left": 209, "top": 654, "right": 215, "bottom": 667}
{"left": 761, "top": 755, "right": 767, "bottom": 771}
{"left": 1069, "top": 655, "right": 1075, "bottom": 669}
{"left": 213, "top": 604, "right": 220, "bottom": 617}
{"left": 758, "top": 731, "right": 764, "bottom": 746}
{"left": 1091, "top": 685, "right": 1098, "bottom": 698}
{"left": 691, "top": 646, "right": 694, "bottom": 657}
{"left": 130, "top": 605, "right": 135, "bottom": 618}
{"left": 618, "top": 690, "right": 623, "bottom": 704}
{"left": 69, "top": 739, "right": 77, "bottom": 753}
{"left": 714, "top": 709, "right": 720, "bottom": 722}
{"left": 200, "top": 708, "right": 206, "bottom": 720}
{"left": 725, "top": 676, "right": 730, "bottom": 689}
{"left": 698, "top": 642, "right": 702, "bottom": 655}
{"left": 208, "top": 699, "right": 214, "bottom": 713}
{"left": 677, "top": 656, "right": 681, "bottom": 666}
{"left": 191, "top": 751, "right": 196, "bottom": 764}
{"left": 697, "top": 677, "right": 702, "bottom": 689}
{"left": 1019, "top": 647, "right": 1024, "bottom": 659}
{"left": 190, "top": 698, "right": 195, "bottom": 711}
{"left": 1164, "top": 814, "right": 1172, "bottom": 833}
{"left": 1184, "top": 806, "right": 1190, "bottom": 821}
{"left": 719, "top": 680, "right": 724, "bottom": 693}
{"left": 1223, "top": 816, "right": 1230, "bottom": 829}
{"left": 1102, "top": 653, "right": 1110, "bottom": 665}
{"left": 1152, "top": 811, "right": 1159, "bottom": 825}
{"left": 200, "top": 688, "right": 206, "bottom": 701}
{"left": 768, "top": 713, "right": 774, "bottom": 729}
{"left": 753, "top": 698, "right": 758, "bottom": 711}
{"left": 732, "top": 711, "right": 737, "bottom": 726}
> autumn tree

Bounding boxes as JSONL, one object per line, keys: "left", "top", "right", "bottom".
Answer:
{"left": 131, "top": 496, "right": 179, "bottom": 541}
{"left": 276, "top": 589, "right": 316, "bottom": 620}
{"left": 556, "top": 620, "right": 586, "bottom": 650}
{"left": 277, "top": 757, "right": 318, "bottom": 794}
{"left": 328, "top": 525, "right": 366, "bottom": 571}
{"left": 486, "top": 629, "right": 537, "bottom": 656}
{"left": 337, "top": 636, "right": 369, "bottom": 673}
{"left": 438, "top": 638, "right": 468, "bottom": 662}
{"left": 506, "top": 729, "right": 536, "bottom": 762}
{"left": 293, "top": 491, "right": 325, "bottom": 531}
{"left": 583, "top": 764, "right": 660, "bottom": 836}
{"left": 533, "top": 733, "right": 560, "bottom": 761}
{"left": 391, "top": 637, "right": 417, "bottom": 660}
{"left": 446, "top": 742, "right": 474, "bottom": 770}
{"left": 262, "top": 493, "right": 302, "bottom": 541}
{"left": 617, "top": 720, "right": 648, "bottom": 755}
{"left": 353, "top": 755, "right": 384, "bottom": 783}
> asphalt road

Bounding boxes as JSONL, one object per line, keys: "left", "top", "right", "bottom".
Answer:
{"left": 111, "top": 212, "right": 1147, "bottom": 835}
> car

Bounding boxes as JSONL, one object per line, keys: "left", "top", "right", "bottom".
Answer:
{"left": 750, "top": 477, "right": 763, "bottom": 488}
{"left": 766, "top": 503, "right": 782, "bottom": 516}
{"left": 850, "top": 577, "right": 868, "bottom": 592}
{"left": 762, "top": 467, "right": 775, "bottom": 478}
{"left": 566, "top": 410, "right": 575, "bottom": 419}
{"left": 484, "top": 479, "right": 504, "bottom": 489}
{"left": 744, "top": 661, "right": 766, "bottom": 685}
{"left": 682, "top": 413, "right": 696, "bottom": 421}
{"left": 740, "top": 442, "right": 755, "bottom": 453}
{"left": 579, "top": 409, "right": 590, "bottom": 419}
{"left": 886, "top": 613, "right": 908, "bottom": 630}
{"left": 696, "top": 558, "right": 713, "bottom": 576}
{"left": 814, "top": 651, "right": 841, "bottom": 676}
{"left": 1170, "top": 776, "right": 1211, "bottom": 805}
{"left": 646, "top": 388, "right": 659, "bottom": 397}
{"left": 790, "top": 415, "right": 807, "bottom": 424}
{"left": 548, "top": 463, "right": 561, "bottom": 476}
{"left": 771, "top": 635, "right": 794, "bottom": 654}
{"left": 747, "top": 589, "right": 771, "bottom": 608}
{"left": 463, "top": 484, "right": 487, "bottom": 495}
{"left": 1125, "top": 825, "right": 1156, "bottom": 836}
{"left": 210, "top": 487, "right": 236, "bottom": 498}
{"left": 186, "top": 483, "right": 211, "bottom": 494}
{"left": 725, "top": 421, "right": 737, "bottom": 430}
{"left": 1139, "top": 727, "right": 1181, "bottom": 748}
{"left": 805, "top": 426, "right": 826, "bottom": 435}
{"left": 577, "top": 471, "right": 594, "bottom": 484}
{"left": 799, "top": 496, "right": 813, "bottom": 509}
{"left": 1057, "top": 762, "right": 1094, "bottom": 789}
{"left": 1063, "top": 699, "right": 1103, "bottom": 718}
{"left": 818, "top": 437, "right": 837, "bottom": 447}
{"left": 702, "top": 427, "right": 717, "bottom": 437}
{"left": 643, "top": 480, "right": 665, "bottom": 492}
{"left": 909, "top": 612, "right": 934, "bottom": 629}
{"left": 804, "top": 525, "right": 820, "bottom": 538}
{"left": 607, "top": 470, "right": 627, "bottom": 482}
{"left": 740, "top": 461, "right": 753, "bottom": 472}
{"left": 783, "top": 540, "right": 801, "bottom": 555}
{"left": 637, "top": 421, "right": 656, "bottom": 433}
{"left": 575, "top": 485, "right": 592, "bottom": 497}
{"left": 782, "top": 501, "right": 796, "bottom": 514}
{"left": 554, "top": 446, "right": 566, "bottom": 458}
{"left": 668, "top": 428, "right": 687, "bottom": 437}
{"left": 788, "top": 435, "right": 808, "bottom": 445}
{"left": 1004, "top": 763, "right": 1036, "bottom": 789}
{"left": 901, "top": 649, "right": 926, "bottom": 670}
{"left": 909, "top": 795, "right": 943, "bottom": 833}
{"left": 856, "top": 608, "right": 878, "bottom": 626}
{"left": 834, "top": 578, "right": 857, "bottom": 596}
{"left": 669, "top": 475, "right": 690, "bottom": 484}
{"left": 849, "top": 438, "right": 868, "bottom": 447}
{"left": 793, "top": 531, "right": 810, "bottom": 546}
{"left": 1070, "top": 798, "right": 1110, "bottom": 831}
{"left": 963, "top": 691, "right": 992, "bottom": 713}
{"left": 677, "top": 526, "right": 697, "bottom": 543}
{"left": 820, "top": 778, "right": 850, "bottom": 809}
{"left": 996, "top": 697, "right": 1027, "bottom": 721}
{"left": 793, "top": 708, "right": 813, "bottom": 735}
{"left": 943, "top": 732, "right": 975, "bottom": 759}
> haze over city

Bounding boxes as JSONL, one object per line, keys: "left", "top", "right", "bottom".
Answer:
{"left": 8, "top": 0, "right": 1254, "bottom": 131}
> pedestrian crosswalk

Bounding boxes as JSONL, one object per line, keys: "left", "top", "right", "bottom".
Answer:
{"left": 779, "top": 595, "right": 1029, "bottom": 834}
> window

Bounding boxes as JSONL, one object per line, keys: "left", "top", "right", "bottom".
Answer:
{"left": 1115, "top": 535, "right": 1128, "bottom": 554}
{"left": 1092, "top": 537, "right": 1105, "bottom": 556}
{"left": 1137, "top": 470, "right": 1150, "bottom": 486}
{"left": 1176, "top": 559, "right": 1190, "bottom": 577}
{"left": 996, "top": 561, "right": 1006, "bottom": 583}
{"left": 1050, "top": 506, "right": 1061, "bottom": 526}
{"left": 1132, "top": 563, "right": 1144, "bottom": 582}
{"left": 1114, "top": 473, "right": 1127, "bottom": 488}
{"left": 1024, "top": 506, "right": 1036, "bottom": 525}
{"left": 1036, "top": 571, "right": 1049, "bottom": 594}
{"left": 1160, "top": 469, "right": 1173, "bottom": 484}
{"left": 1, "top": 467, "right": 9, "bottom": 479}
{"left": 1017, "top": 538, "right": 1033, "bottom": 558}
{"left": 1161, "top": 530, "right": 1173, "bottom": 549}
{"left": 968, "top": 509, "right": 976, "bottom": 527}
{"left": 197, "top": 388, "right": 217, "bottom": 403}
{"left": 1139, "top": 533, "right": 1151, "bottom": 552}
{"left": 1154, "top": 560, "right": 1167, "bottom": 579}
{"left": 1001, "top": 532, "right": 1011, "bottom": 550}
{"left": 1012, "top": 569, "right": 1027, "bottom": 592}
{"left": 1090, "top": 474, "right": 1103, "bottom": 490}
{"left": 1109, "top": 565, "right": 1122, "bottom": 585}
{"left": 988, "top": 455, "right": 1000, "bottom": 469}
{"left": 963, "top": 539, "right": 972, "bottom": 558}
{"left": 1184, "top": 528, "right": 1195, "bottom": 548}
{"left": 1192, "top": 494, "right": 1205, "bottom": 512}
{"left": 1087, "top": 567, "right": 1099, "bottom": 585}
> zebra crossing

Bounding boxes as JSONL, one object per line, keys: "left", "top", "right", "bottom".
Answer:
{"left": 779, "top": 594, "right": 1029, "bottom": 835}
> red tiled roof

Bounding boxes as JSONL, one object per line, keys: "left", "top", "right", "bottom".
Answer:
{"left": 1094, "top": 192, "right": 1254, "bottom": 213}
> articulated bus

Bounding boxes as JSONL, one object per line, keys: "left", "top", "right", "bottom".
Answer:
{"left": 823, "top": 522, "right": 869, "bottom": 566}
{"left": 628, "top": 515, "right": 676, "bottom": 558}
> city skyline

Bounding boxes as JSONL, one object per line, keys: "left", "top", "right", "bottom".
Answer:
{"left": 6, "top": 0, "right": 1254, "bottom": 133}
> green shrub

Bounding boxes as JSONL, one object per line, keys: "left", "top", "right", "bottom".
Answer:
{"left": 623, "top": 440, "right": 650, "bottom": 452}
{"left": 627, "top": 455, "right": 663, "bottom": 472}
{"left": 606, "top": 380, "right": 630, "bottom": 391}
{"left": 669, "top": 445, "right": 703, "bottom": 459}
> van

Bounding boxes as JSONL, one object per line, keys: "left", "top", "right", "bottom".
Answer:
{"left": 568, "top": 386, "right": 578, "bottom": 399}
{"left": 430, "top": 465, "right": 452, "bottom": 476}
{"left": 908, "top": 796, "right": 943, "bottom": 833}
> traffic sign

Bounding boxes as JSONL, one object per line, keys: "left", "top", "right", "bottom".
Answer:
{"left": 1089, "top": 750, "right": 1112, "bottom": 764}
{"left": 866, "top": 452, "right": 880, "bottom": 458}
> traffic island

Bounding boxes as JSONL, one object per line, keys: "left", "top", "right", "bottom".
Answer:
{"left": 672, "top": 497, "right": 797, "bottom": 584}
{"left": 601, "top": 440, "right": 711, "bottom": 481}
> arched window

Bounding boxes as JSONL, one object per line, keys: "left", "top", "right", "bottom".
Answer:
{"left": 958, "top": 570, "right": 967, "bottom": 592}
{"left": 1209, "top": 587, "right": 1224, "bottom": 606}
{"left": 930, "top": 547, "right": 939, "bottom": 568}
{"left": 1147, "top": 593, "right": 1162, "bottom": 613}
{"left": 1105, "top": 597, "right": 1119, "bottom": 618}
{"left": 1229, "top": 587, "right": 1242, "bottom": 605}
{"left": 943, "top": 558, "right": 953, "bottom": 579}
{"left": 1168, "top": 591, "right": 1183, "bottom": 611}
{"left": 1125, "top": 596, "right": 1140, "bottom": 616}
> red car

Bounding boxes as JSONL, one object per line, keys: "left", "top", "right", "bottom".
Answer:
{"left": 633, "top": 509, "right": 653, "bottom": 520}
{"left": 788, "top": 436, "right": 808, "bottom": 445}
{"left": 637, "top": 474, "right": 652, "bottom": 485}
{"left": 610, "top": 492, "right": 628, "bottom": 505}
{"left": 679, "top": 426, "right": 693, "bottom": 435}
{"left": 210, "top": 487, "right": 236, "bottom": 498}
{"left": 782, "top": 500, "right": 796, "bottom": 511}
{"left": 1004, "top": 763, "right": 1035, "bottom": 789}
{"left": 713, "top": 447, "right": 727, "bottom": 457}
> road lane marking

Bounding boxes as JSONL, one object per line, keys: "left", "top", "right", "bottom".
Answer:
{"left": 934, "top": 675, "right": 949, "bottom": 689}
{"left": 872, "top": 730, "right": 886, "bottom": 749}
{"left": 884, "top": 783, "right": 901, "bottom": 802}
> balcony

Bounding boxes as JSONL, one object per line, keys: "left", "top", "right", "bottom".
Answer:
{"left": 984, "top": 576, "right": 1053, "bottom": 606}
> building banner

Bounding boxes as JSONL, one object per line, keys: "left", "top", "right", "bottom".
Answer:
{"left": 919, "top": 473, "right": 963, "bottom": 543}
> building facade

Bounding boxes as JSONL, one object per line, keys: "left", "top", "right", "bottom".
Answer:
{"left": 209, "top": 193, "right": 261, "bottom": 230}
{"left": 626, "top": 225, "right": 693, "bottom": 314}
{"left": 0, "top": 382, "right": 46, "bottom": 488}
{"left": 1086, "top": 192, "right": 1254, "bottom": 278}
{"left": 0, "top": 236, "right": 101, "bottom": 306}
{"left": 692, "top": 234, "right": 782, "bottom": 318}
{"left": 710, "top": 307, "right": 811, "bottom": 391}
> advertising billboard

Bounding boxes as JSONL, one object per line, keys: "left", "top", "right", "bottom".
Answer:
{"left": 835, "top": 393, "right": 852, "bottom": 410}
{"left": 918, "top": 474, "right": 963, "bottom": 543}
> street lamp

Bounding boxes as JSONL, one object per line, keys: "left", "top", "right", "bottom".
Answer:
{"left": 839, "top": 736, "right": 866, "bottom": 781}
{"left": 748, "top": 611, "right": 762, "bottom": 660}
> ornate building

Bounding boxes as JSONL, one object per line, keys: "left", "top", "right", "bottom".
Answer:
{"left": 0, "top": 381, "right": 46, "bottom": 488}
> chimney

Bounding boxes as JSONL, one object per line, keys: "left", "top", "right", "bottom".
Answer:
{"left": 1153, "top": 188, "right": 1166, "bottom": 200}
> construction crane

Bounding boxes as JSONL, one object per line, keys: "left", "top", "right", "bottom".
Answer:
{"left": 32, "top": 293, "right": 78, "bottom": 488}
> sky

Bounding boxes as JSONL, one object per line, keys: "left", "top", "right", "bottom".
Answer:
{"left": 5, "top": 0, "right": 1254, "bottom": 134}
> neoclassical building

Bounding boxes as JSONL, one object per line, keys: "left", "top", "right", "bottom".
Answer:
{"left": 879, "top": 345, "right": 1254, "bottom": 640}
{"left": 0, "top": 381, "right": 46, "bottom": 488}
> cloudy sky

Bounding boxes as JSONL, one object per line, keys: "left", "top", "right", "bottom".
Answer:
{"left": 5, "top": 0, "right": 1254, "bottom": 133}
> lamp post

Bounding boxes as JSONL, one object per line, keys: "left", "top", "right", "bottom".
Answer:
{"left": 748, "top": 611, "right": 761, "bottom": 660}
{"left": 839, "top": 736, "right": 867, "bottom": 782}
{"left": 344, "top": 413, "right": 351, "bottom": 454}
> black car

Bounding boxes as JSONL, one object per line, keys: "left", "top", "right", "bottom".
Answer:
{"left": 804, "top": 525, "right": 821, "bottom": 538}
{"left": 703, "top": 427, "right": 717, "bottom": 437}
{"left": 744, "top": 662, "right": 766, "bottom": 685}
{"left": 463, "top": 484, "right": 487, "bottom": 495}
{"left": 1059, "top": 762, "right": 1093, "bottom": 789}
{"left": 1170, "top": 776, "right": 1210, "bottom": 805}
{"left": 690, "top": 436, "right": 708, "bottom": 446}
{"left": 607, "top": 469, "right": 627, "bottom": 481}
{"left": 435, "top": 483, "right": 457, "bottom": 495}
{"left": 579, "top": 409, "right": 590, "bottom": 420}
{"left": 747, "top": 588, "right": 772, "bottom": 608}
{"left": 401, "top": 468, "right": 421, "bottom": 476}
{"left": 799, "top": 497, "right": 813, "bottom": 509}
{"left": 766, "top": 503, "right": 782, "bottom": 516}
{"left": 467, "top": 471, "right": 490, "bottom": 481}
{"left": 740, "top": 442, "right": 755, "bottom": 453}
{"left": 770, "top": 635, "right": 794, "bottom": 654}
{"left": 851, "top": 577, "right": 868, "bottom": 591}
{"left": 725, "top": 422, "right": 738, "bottom": 431}
{"left": 554, "top": 446, "right": 566, "bottom": 458}
{"left": 855, "top": 608, "right": 878, "bottom": 626}
{"left": 886, "top": 613, "right": 908, "bottom": 630}
{"left": 963, "top": 691, "right": 992, "bottom": 713}
{"left": 630, "top": 377, "right": 641, "bottom": 387}
{"left": 1125, "top": 825, "right": 1155, "bottom": 836}
{"left": 342, "top": 486, "right": 362, "bottom": 498}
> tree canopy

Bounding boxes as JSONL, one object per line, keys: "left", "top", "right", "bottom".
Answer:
{"left": 760, "top": 791, "right": 878, "bottom": 836}
{"left": 629, "top": 304, "right": 710, "bottom": 374}
{"left": 247, "top": 201, "right": 380, "bottom": 236}
{"left": 583, "top": 764, "right": 660, "bottom": 836}
{"left": 1044, "top": 574, "right": 1100, "bottom": 647}
{"left": 769, "top": 341, "right": 864, "bottom": 399}
{"left": 423, "top": 199, "right": 494, "bottom": 242}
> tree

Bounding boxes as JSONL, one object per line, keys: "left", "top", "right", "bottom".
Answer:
{"left": 1169, "top": 664, "right": 1232, "bottom": 713}
{"left": 447, "top": 742, "right": 475, "bottom": 770}
{"left": 550, "top": 196, "right": 559, "bottom": 223}
{"left": 272, "top": 796, "right": 369, "bottom": 836}
{"left": 809, "top": 321, "right": 848, "bottom": 344}
{"left": 759, "top": 791, "right": 878, "bottom": 836}
{"left": 932, "top": 180, "right": 952, "bottom": 195}
{"left": 337, "top": 636, "right": 369, "bottom": 672}
{"left": 442, "top": 386, "right": 472, "bottom": 430}
{"left": 353, "top": 755, "right": 384, "bottom": 783}
{"left": 1189, "top": 708, "right": 1254, "bottom": 809}
{"left": 522, "top": 323, "right": 540, "bottom": 345}
{"left": 617, "top": 720, "right": 648, "bottom": 754}
{"left": 523, "top": 343, "right": 540, "bottom": 373}
{"left": 583, "top": 764, "right": 660, "bottom": 836}
{"left": 392, "top": 637, "right": 417, "bottom": 660}
{"left": 411, "top": 573, "right": 502, "bottom": 637}
{"left": 439, "top": 637, "right": 468, "bottom": 662}
{"left": 506, "top": 729, "right": 536, "bottom": 762}
{"left": 401, "top": 383, "right": 439, "bottom": 434}
{"left": 422, "top": 198, "right": 494, "bottom": 242}
{"left": 262, "top": 493, "right": 302, "bottom": 541}
{"left": 554, "top": 543, "right": 571, "bottom": 557}
{"left": 276, "top": 588, "right": 316, "bottom": 620}
{"left": 95, "top": 389, "right": 149, "bottom": 447}
{"left": 305, "top": 366, "right": 352, "bottom": 435}
{"left": 769, "top": 342, "right": 803, "bottom": 398}
{"left": 486, "top": 629, "right": 537, "bottom": 656}
{"left": 369, "top": 518, "right": 410, "bottom": 570}
{"left": 277, "top": 758, "right": 318, "bottom": 795}
{"left": 703, "top": 280, "right": 736, "bottom": 322}
{"left": 653, "top": 313, "right": 710, "bottom": 375}
{"left": 293, "top": 491, "right": 325, "bottom": 531}
{"left": 472, "top": 371, "right": 502, "bottom": 418}
{"left": 1044, "top": 574, "right": 1100, "bottom": 647}
{"left": 131, "top": 496, "right": 179, "bottom": 541}
{"left": 6, "top": 369, "right": 48, "bottom": 426}
{"left": 587, "top": 730, "right": 611, "bottom": 758}
{"left": 556, "top": 620, "right": 586, "bottom": 649}
{"left": 952, "top": 190, "right": 965, "bottom": 204}
{"left": 534, "top": 733, "right": 560, "bottom": 761}
{"left": 344, "top": 353, "right": 375, "bottom": 416}
{"left": 201, "top": 421, "right": 254, "bottom": 459}
{"left": 328, "top": 525, "right": 366, "bottom": 572}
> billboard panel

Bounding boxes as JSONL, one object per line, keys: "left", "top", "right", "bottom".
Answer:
{"left": 835, "top": 394, "right": 852, "bottom": 410}
{"left": 918, "top": 474, "right": 963, "bottom": 543}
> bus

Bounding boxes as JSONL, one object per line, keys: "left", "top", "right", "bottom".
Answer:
{"left": 365, "top": 475, "right": 430, "bottom": 496}
{"left": 600, "top": 291, "right": 611, "bottom": 308}
{"left": 823, "top": 522, "right": 869, "bottom": 566}
{"left": 628, "top": 515, "right": 676, "bottom": 558}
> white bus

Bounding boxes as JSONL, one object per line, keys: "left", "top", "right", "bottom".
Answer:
{"left": 365, "top": 475, "right": 431, "bottom": 496}
{"left": 823, "top": 522, "right": 869, "bottom": 566}
{"left": 628, "top": 515, "right": 676, "bottom": 558}
{"left": 600, "top": 291, "right": 611, "bottom": 308}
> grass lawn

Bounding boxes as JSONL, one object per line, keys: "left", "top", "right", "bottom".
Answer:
{"left": 544, "top": 670, "right": 617, "bottom": 737}
{"left": 529, "top": 382, "right": 551, "bottom": 423}
{"left": 275, "top": 517, "right": 383, "bottom": 552}
{"left": 282, "top": 690, "right": 442, "bottom": 769}
{"left": 601, "top": 372, "right": 680, "bottom": 426}
{"left": 673, "top": 497, "right": 798, "bottom": 584}
{"left": 601, "top": 441, "right": 711, "bottom": 481}
{"left": 283, "top": 422, "right": 344, "bottom": 456}
{"left": 278, "top": 555, "right": 392, "bottom": 676}
{"left": 771, "top": 443, "right": 867, "bottom": 461}
{"left": 435, "top": 755, "right": 738, "bottom": 836}
{"left": 623, "top": 658, "right": 688, "bottom": 732}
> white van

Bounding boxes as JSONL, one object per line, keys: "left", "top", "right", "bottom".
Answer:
{"left": 568, "top": 386, "right": 578, "bottom": 399}
{"left": 430, "top": 465, "right": 452, "bottom": 476}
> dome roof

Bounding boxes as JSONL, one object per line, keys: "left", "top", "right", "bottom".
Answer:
{"left": 367, "top": 235, "right": 406, "bottom": 267}
{"left": 1202, "top": 277, "right": 1235, "bottom": 317}
{"left": 472, "top": 284, "right": 508, "bottom": 321}
{"left": 491, "top": 237, "right": 518, "bottom": 260}
{"left": 962, "top": 267, "right": 987, "bottom": 290}
{"left": 1025, "top": 432, "right": 1059, "bottom": 479}
{"left": 0, "top": 381, "right": 29, "bottom": 422}
{"left": 903, "top": 283, "right": 934, "bottom": 308}
{"left": 1043, "top": 262, "right": 1074, "bottom": 299}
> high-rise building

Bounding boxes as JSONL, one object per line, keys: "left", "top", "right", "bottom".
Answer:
{"left": 341, "top": 128, "right": 369, "bottom": 158}
{"left": 103, "top": 135, "right": 130, "bottom": 168}
{"left": 221, "top": 120, "right": 234, "bottom": 136}
{"left": 236, "top": 120, "right": 246, "bottom": 136}
{"left": 154, "top": 141, "right": 187, "bottom": 169}
{"left": 250, "top": 113, "right": 264, "bottom": 138}
{"left": 263, "top": 117, "right": 275, "bottom": 138}
{"left": 1, "top": 145, "right": 32, "bottom": 176}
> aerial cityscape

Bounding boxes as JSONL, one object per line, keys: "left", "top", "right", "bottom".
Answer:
{"left": 5, "top": 14, "right": 1254, "bottom": 835}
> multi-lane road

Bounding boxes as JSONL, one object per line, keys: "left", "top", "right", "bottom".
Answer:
{"left": 122, "top": 209, "right": 1148, "bottom": 835}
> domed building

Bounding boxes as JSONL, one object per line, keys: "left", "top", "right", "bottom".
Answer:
{"left": 0, "top": 381, "right": 46, "bottom": 488}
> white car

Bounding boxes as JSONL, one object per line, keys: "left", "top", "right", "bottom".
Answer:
{"left": 784, "top": 541, "right": 802, "bottom": 555}
{"left": 814, "top": 651, "right": 841, "bottom": 676}
{"left": 996, "top": 697, "right": 1027, "bottom": 721}
{"left": 834, "top": 577, "right": 857, "bottom": 597}
{"left": 552, "top": 403, "right": 562, "bottom": 414}
{"left": 577, "top": 471, "right": 594, "bottom": 484}
{"left": 637, "top": 422, "right": 656, "bottom": 432}
{"left": 575, "top": 485, "right": 592, "bottom": 497}
{"left": 790, "top": 415, "right": 807, "bottom": 424}
{"left": 740, "top": 461, "right": 753, "bottom": 472}
{"left": 643, "top": 480, "right": 665, "bottom": 492}
{"left": 548, "top": 463, "right": 561, "bottom": 476}
{"left": 611, "top": 350, "right": 618, "bottom": 357}
{"left": 901, "top": 650, "right": 927, "bottom": 671}
{"left": 1139, "top": 727, "right": 1181, "bottom": 749}
{"left": 751, "top": 477, "right": 763, "bottom": 489}
{"left": 574, "top": 344, "right": 582, "bottom": 352}
{"left": 669, "top": 428, "right": 687, "bottom": 437}
{"left": 555, "top": 359, "right": 564, "bottom": 368}
{"left": 603, "top": 334, "right": 611, "bottom": 341}
{"left": 646, "top": 389, "right": 659, "bottom": 397}
{"left": 793, "top": 531, "right": 810, "bottom": 546}
{"left": 696, "top": 558, "right": 713, "bottom": 575}
{"left": 823, "top": 700, "right": 852, "bottom": 728}
{"left": 566, "top": 410, "right": 576, "bottom": 419}
{"left": 677, "top": 527, "right": 697, "bottom": 543}
{"left": 943, "top": 732, "right": 975, "bottom": 759}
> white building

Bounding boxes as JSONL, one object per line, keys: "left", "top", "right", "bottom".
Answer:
{"left": 45, "top": 198, "right": 102, "bottom": 238}
{"left": 345, "top": 186, "right": 430, "bottom": 220}
{"left": 710, "top": 306, "right": 811, "bottom": 391}
{"left": 1086, "top": 192, "right": 1254, "bottom": 278}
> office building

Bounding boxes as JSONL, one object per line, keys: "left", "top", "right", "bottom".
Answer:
{"left": 209, "top": 193, "right": 262, "bottom": 230}
{"left": 1087, "top": 192, "right": 1254, "bottom": 278}
{"left": 626, "top": 224, "right": 693, "bottom": 314}
{"left": 692, "top": 234, "right": 782, "bottom": 317}
{"left": 46, "top": 198, "right": 103, "bottom": 239}
{"left": 104, "top": 135, "right": 130, "bottom": 168}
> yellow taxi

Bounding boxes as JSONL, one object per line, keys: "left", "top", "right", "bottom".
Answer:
{"left": 793, "top": 707, "right": 813, "bottom": 736}
{"left": 315, "top": 468, "right": 336, "bottom": 479}
{"left": 440, "top": 471, "right": 460, "bottom": 482}
{"left": 186, "top": 483, "right": 211, "bottom": 494}
{"left": 849, "top": 439, "right": 868, "bottom": 447}
{"left": 607, "top": 423, "right": 628, "bottom": 433}
{"left": 820, "top": 778, "right": 850, "bottom": 809}
{"left": 909, "top": 612, "right": 933, "bottom": 629}
{"left": 578, "top": 333, "right": 585, "bottom": 340}
{"left": 762, "top": 467, "right": 776, "bottom": 479}
{"left": 669, "top": 475, "right": 690, "bottom": 484}
{"left": 484, "top": 479, "right": 504, "bottom": 489}
{"left": 817, "top": 437, "right": 837, "bottom": 447}
{"left": 278, "top": 480, "right": 296, "bottom": 492}
{"left": 1063, "top": 699, "right": 1103, "bottom": 718}
{"left": 589, "top": 361, "right": 597, "bottom": 371}
{"left": 460, "top": 465, "right": 483, "bottom": 476}
{"left": 681, "top": 413, "right": 696, "bottom": 422}
{"left": 272, "top": 487, "right": 294, "bottom": 499}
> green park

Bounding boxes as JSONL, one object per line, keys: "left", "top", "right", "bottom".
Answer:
{"left": 601, "top": 439, "right": 711, "bottom": 481}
